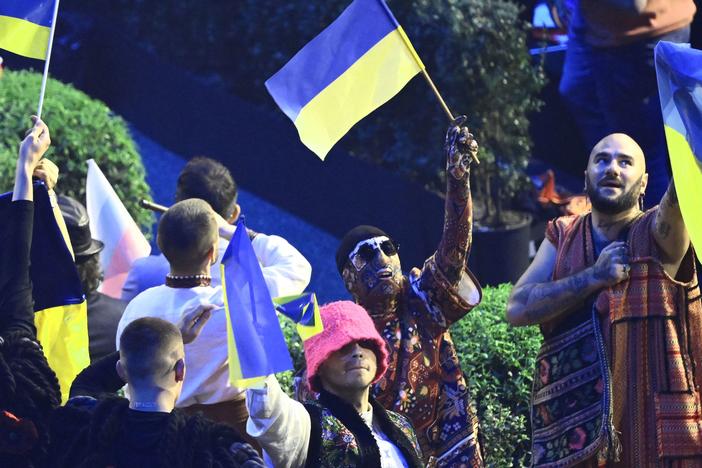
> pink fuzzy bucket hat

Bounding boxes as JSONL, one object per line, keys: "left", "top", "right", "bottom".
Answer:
{"left": 304, "top": 301, "right": 389, "bottom": 392}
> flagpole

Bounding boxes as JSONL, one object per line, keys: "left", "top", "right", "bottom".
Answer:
{"left": 382, "top": 2, "right": 479, "bottom": 163}
{"left": 419, "top": 69, "right": 454, "bottom": 121}
{"left": 377, "top": 1, "right": 456, "bottom": 121}
{"left": 37, "top": 0, "right": 61, "bottom": 119}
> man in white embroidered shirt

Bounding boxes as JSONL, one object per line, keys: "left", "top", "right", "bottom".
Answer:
{"left": 117, "top": 198, "right": 303, "bottom": 449}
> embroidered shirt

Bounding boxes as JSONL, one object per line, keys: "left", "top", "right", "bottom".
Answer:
{"left": 544, "top": 209, "right": 702, "bottom": 466}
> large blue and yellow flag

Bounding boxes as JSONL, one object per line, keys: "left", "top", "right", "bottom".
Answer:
{"left": 655, "top": 41, "right": 702, "bottom": 253}
{"left": 265, "top": 0, "right": 425, "bottom": 160}
{"left": 0, "top": 183, "right": 89, "bottom": 403}
{"left": 0, "top": 0, "right": 56, "bottom": 60}
{"left": 220, "top": 218, "right": 294, "bottom": 388}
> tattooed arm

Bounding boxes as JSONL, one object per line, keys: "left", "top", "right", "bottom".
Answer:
{"left": 653, "top": 180, "right": 690, "bottom": 276}
{"left": 506, "top": 240, "right": 629, "bottom": 327}
{"left": 434, "top": 116, "right": 478, "bottom": 284}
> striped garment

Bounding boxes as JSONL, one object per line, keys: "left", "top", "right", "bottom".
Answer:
{"left": 543, "top": 209, "right": 702, "bottom": 467}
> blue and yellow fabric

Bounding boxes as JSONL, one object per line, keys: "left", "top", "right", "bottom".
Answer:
{"left": 220, "top": 218, "right": 294, "bottom": 388}
{"left": 274, "top": 293, "right": 323, "bottom": 341}
{"left": 655, "top": 41, "right": 702, "bottom": 253}
{"left": 265, "top": 0, "right": 424, "bottom": 159}
{"left": 220, "top": 219, "right": 325, "bottom": 388}
{"left": 0, "top": 1, "right": 55, "bottom": 60}
{"left": 0, "top": 183, "right": 89, "bottom": 403}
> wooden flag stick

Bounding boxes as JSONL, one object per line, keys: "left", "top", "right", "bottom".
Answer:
{"left": 37, "top": 0, "right": 61, "bottom": 119}
{"left": 420, "top": 68, "right": 480, "bottom": 164}
{"left": 420, "top": 69, "right": 454, "bottom": 121}
{"left": 393, "top": 23, "right": 480, "bottom": 164}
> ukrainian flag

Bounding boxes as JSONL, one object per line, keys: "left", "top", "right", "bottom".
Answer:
{"left": 655, "top": 42, "right": 702, "bottom": 253}
{"left": 0, "top": 1, "right": 55, "bottom": 60}
{"left": 274, "top": 293, "right": 323, "bottom": 341}
{"left": 0, "top": 183, "right": 89, "bottom": 403}
{"left": 265, "top": 0, "right": 424, "bottom": 160}
{"left": 221, "top": 218, "right": 294, "bottom": 388}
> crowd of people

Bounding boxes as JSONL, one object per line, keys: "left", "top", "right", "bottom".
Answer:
{"left": 0, "top": 110, "right": 698, "bottom": 468}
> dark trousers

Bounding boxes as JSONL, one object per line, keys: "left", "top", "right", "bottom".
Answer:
{"left": 559, "top": 26, "right": 690, "bottom": 207}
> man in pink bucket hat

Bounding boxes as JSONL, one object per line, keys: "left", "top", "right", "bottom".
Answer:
{"left": 246, "top": 300, "right": 423, "bottom": 468}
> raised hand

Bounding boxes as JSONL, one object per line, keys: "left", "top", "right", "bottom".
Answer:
{"left": 591, "top": 241, "right": 631, "bottom": 287}
{"left": 33, "top": 159, "right": 59, "bottom": 191}
{"left": 179, "top": 303, "right": 215, "bottom": 344}
{"left": 444, "top": 115, "right": 479, "bottom": 179}
{"left": 19, "top": 116, "right": 51, "bottom": 171}
{"left": 14, "top": 117, "right": 52, "bottom": 202}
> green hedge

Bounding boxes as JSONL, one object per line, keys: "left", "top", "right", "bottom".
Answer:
{"left": 0, "top": 70, "right": 153, "bottom": 234}
{"left": 279, "top": 284, "right": 541, "bottom": 467}
{"left": 451, "top": 283, "right": 541, "bottom": 466}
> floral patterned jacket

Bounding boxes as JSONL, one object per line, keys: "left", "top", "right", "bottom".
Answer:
{"left": 304, "top": 390, "right": 423, "bottom": 468}
{"left": 369, "top": 163, "right": 484, "bottom": 467}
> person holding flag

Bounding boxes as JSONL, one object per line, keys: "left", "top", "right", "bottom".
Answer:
{"left": 332, "top": 118, "right": 483, "bottom": 466}
{"left": 0, "top": 117, "right": 62, "bottom": 467}
{"left": 245, "top": 300, "right": 424, "bottom": 468}
{"left": 116, "top": 198, "right": 264, "bottom": 448}
{"left": 507, "top": 132, "right": 700, "bottom": 465}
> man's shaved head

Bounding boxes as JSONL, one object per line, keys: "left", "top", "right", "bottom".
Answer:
{"left": 119, "top": 317, "right": 184, "bottom": 385}
{"left": 588, "top": 133, "right": 646, "bottom": 170}
{"left": 585, "top": 133, "right": 648, "bottom": 214}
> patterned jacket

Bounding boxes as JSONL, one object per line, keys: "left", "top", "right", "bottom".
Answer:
{"left": 368, "top": 164, "right": 484, "bottom": 467}
{"left": 303, "top": 390, "right": 423, "bottom": 468}
{"left": 542, "top": 209, "right": 702, "bottom": 467}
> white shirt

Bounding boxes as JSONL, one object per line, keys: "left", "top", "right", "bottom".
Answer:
{"left": 122, "top": 233, "right": 312, "bottom": 302}
{"left": 116, "top": 285, "right": 238, "bottom": 407}
{"left": 246, "top": 376, "right": 409, "bottom": 468}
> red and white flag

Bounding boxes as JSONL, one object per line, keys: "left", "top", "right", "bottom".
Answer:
{"left": 86, "top": 159, "right": 150, "bottom": 298}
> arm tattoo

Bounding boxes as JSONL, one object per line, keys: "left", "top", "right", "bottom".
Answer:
{"left": 656, "top": 220, "right": 672, "bottom": 239}
{"left": 435, "top": 170, "right": 472, "bottom": 284}
{"left": 513, "top": 269, "right": 596, "bottom": 325}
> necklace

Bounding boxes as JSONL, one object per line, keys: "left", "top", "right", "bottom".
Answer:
{"left": 165, "top": 274, "right": 212, "bottom": 288}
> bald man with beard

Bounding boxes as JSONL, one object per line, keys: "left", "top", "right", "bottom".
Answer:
{"left": 507, "top": 133, "right": 702, "bottom": 466}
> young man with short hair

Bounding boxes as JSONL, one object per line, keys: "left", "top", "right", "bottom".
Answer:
{"left": 121, "top": 156, "right": 311, "bottom": 302}
{"left": 53, "top": 313, "right": 264, "bottom": 467}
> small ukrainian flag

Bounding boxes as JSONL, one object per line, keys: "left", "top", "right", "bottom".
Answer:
{"left": 1, "top": 183, "right": 89, "bottom": 403}
{"left": 0, "top": 1, "right": 56, "bottom": 60}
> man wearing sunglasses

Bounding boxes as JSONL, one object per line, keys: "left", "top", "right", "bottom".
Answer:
{"left": 335, "top": 117, "right": 483, "bottom": 467}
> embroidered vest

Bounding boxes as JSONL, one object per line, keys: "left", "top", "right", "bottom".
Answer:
{"left": 530, "top": 214, "right": 621, "bottom": 467}
{"left": 303, "top": 391, "right": 423, "bottom": 468}
{"left": 533, "top": 210, "right": 702, "bottom": 465}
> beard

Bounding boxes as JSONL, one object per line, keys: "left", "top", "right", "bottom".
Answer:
{"left": 586, "top": 175, "right": 643, "bottom": 215}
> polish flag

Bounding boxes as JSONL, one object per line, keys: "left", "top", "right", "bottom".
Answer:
{"left": 86, "top": 159, "right": 151, "bottom": 298}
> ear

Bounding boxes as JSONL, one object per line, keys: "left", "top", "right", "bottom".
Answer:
{"left": 208, "top": 244, "right": 218, "bottom": 266}
{"left": 228, "top": 204, "right": 241, "bottom": 224}
{"left": 116, "top": 360, "right": 127, "bottom": 383}
{"left": 174, "top": 359, "right": 185, "bottom": 383}
{"left": 641, "top": 173, "right": 649, "bottom": 195}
